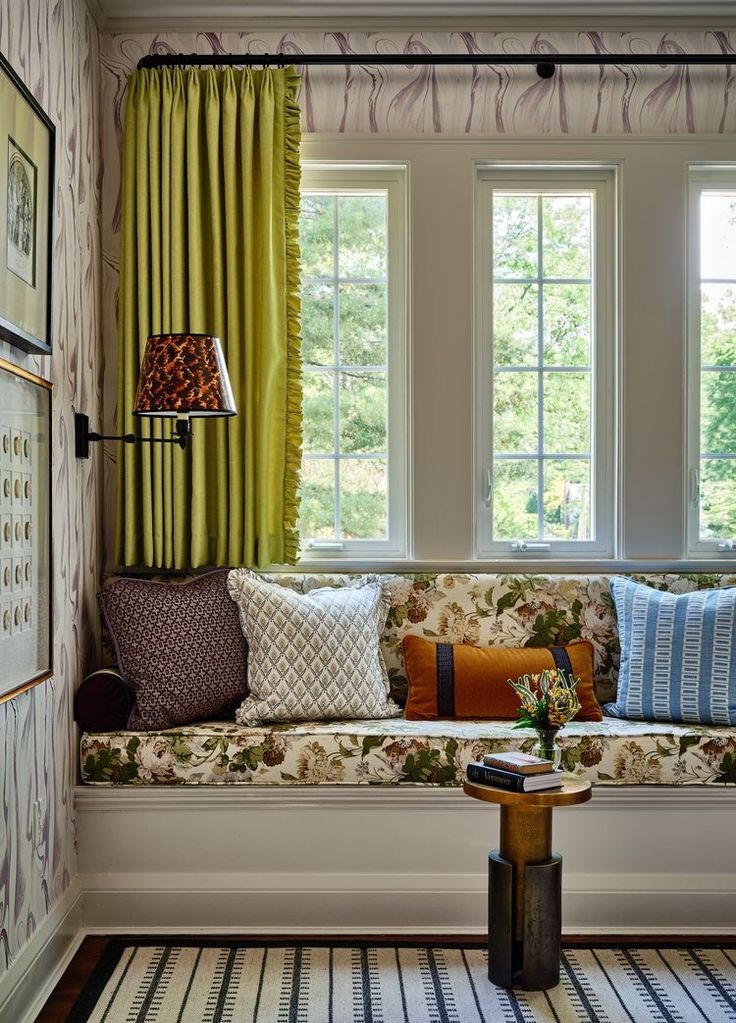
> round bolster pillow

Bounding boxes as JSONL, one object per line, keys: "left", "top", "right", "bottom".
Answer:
{"left": 74, "top": 668, "right": 136, "bottom": 732}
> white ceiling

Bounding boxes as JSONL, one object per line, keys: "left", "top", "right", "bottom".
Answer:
{"left": 87, "top": 0, "right": 736, "bottom": 30}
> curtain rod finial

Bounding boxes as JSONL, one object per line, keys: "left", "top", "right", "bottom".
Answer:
{"left": 536, "top": 62, "right": 556, "bottom": 79}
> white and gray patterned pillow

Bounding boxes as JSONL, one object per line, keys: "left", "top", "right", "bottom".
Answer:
{"left": 227, "top": 570, "right": 400, "bottom": 724}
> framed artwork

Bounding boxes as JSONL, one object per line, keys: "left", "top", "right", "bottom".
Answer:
{"left": 0, "top": 52, "right": 54, "bottom": 355}
{"left": 0, "top": 357, "right": 52, "bottom": 703}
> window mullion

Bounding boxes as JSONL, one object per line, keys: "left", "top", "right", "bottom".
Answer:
{"left": 536, "top": 192, "right": 544, "bottom": 542}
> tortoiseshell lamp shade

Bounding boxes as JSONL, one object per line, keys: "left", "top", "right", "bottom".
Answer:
{"left": 133, "top": 333, "right": 237, "bottom": 417}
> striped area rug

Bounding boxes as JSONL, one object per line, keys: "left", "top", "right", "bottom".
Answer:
{"left": 68, "top": 941, "right": 736, "bottom": 1023}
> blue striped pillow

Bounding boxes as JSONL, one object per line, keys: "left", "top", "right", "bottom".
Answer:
{"left": 604, "top": 577, "right": 736, "bottom": 725}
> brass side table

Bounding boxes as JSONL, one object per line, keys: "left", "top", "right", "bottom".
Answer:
{"left": 463, "top": 775, "right": 592, "bottom": 991}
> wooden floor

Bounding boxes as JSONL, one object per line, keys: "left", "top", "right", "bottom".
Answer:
{"left": 35, "top": 933, "right": 736, "bottom": 1022}
{"left": 36, "top": 937, "right": 108, "bottom": 1023}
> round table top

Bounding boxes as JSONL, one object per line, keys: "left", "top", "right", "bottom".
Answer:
{"left": 463, "top": 774, "right": 592, "bottom": 809}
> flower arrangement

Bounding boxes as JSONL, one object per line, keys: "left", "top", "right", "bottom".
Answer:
{"left": 508, "top": 668, "right": 581, "bottom": 730}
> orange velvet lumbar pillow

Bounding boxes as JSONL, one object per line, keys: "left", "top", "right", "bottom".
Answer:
{"left": 402, "top": 636, "right": 602, "bottom": 721}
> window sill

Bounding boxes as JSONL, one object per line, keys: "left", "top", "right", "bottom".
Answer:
{"left": 271, "top": 557, "right": 736, "bottom": 575}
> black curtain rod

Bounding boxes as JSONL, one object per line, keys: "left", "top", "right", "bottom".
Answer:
{"left": 137, "top": 51, "right": 735, "bottom": 79}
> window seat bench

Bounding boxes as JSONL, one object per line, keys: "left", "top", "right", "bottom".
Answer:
{"left": 80, "top": 715, "right": 736, "bottom": 786}
{"left": 75, "top": 570, "right": 736, "bottom": 934}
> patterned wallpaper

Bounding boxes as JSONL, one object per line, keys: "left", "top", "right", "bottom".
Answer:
{"left": 0, "top": 0, "right": 101, "bottom": 981}
{"left": 101, "top": 29, "right": 736, "bottom": 136}
{"left": 99, "top": 28, "right": 736, "bottom": 563}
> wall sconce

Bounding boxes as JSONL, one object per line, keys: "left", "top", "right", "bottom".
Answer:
{"left": 75, "top": 333, "right": 237, "bottom": 458}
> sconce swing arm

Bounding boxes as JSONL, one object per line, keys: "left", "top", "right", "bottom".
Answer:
{"left": 74, "top": 412, "right": 191, "bottom": 459}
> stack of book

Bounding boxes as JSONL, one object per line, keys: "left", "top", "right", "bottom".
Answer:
{"left": 466, "top": 751, "right": 563, "bottom": 792}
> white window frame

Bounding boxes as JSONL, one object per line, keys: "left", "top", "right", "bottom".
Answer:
{"left": 474, "top": 166, "right": 616, "bottom": 560}
{"left": 298, "top": 163, "right": 409, "bottom": 561}
{"left": 687, "top": 166, "right": 736, "bottom": 559}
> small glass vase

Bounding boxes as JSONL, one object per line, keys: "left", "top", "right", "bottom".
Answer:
{"left": 533, "top": 727, "right": 562, "bottom": 769}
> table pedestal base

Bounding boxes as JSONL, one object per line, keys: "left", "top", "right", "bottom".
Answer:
{"left": 463, "top": 776, "right": 591, "bottom": 992}
{"left": 488, "top": 850, "right": 562, "bottom": 990}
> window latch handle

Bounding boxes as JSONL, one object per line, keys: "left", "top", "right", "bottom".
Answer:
{"left": 511, "top": 540, "right": 551, "bottom": 553}
{"left": 483, "top": 468, "right": 492, "bottom": 508}
{"left": 306, "top": 541, "right": 345, "bottom": 551}
{"left": 717, "top": 540, "right": 736, "bottom": 552}
{"left": 689, "top": 468, "right": 700, "bottom": 505}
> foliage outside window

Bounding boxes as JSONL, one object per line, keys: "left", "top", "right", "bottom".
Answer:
{"left": 298, "top": 168, "right": 407, "bottom": 557}
{"left": 476, "top": 169, "right": 615, "bottom": 558}
{"left": 689, "top": 170, "right": 736, "bottom": 553}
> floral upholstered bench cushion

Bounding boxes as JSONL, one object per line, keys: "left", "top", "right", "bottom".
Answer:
{"left": 80, "top": 717, "right": 736, "bottom": 786}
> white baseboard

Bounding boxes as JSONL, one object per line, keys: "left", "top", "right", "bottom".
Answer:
{"left": 78, "top": 869, "right": 736, "bottom": 936}
{"left": 75, "top": 785, "right": 736, "bottom": 935}
{"left": 0, "top": 880, "right": 84, "bottom": 1023}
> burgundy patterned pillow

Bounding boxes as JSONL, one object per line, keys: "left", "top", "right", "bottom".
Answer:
{"left": 98, "top": 571, "right": 248, "bottom": 730}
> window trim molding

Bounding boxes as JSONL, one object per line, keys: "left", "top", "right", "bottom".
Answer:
{"left": 474, "top": 164, "right": 617, "bottom": 560}
{"left": 298, "top": 162, "right": 410, "bottom": 561}
{"left": 686, "top": 164, "right": 736, "bottom": 559}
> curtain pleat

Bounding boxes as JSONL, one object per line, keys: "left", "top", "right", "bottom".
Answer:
{"left": 115, "top": 66, "right": 302, "bottom": 569}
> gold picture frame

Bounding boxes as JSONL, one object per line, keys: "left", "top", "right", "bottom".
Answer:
{"left": 0, "top": 357, "right": 52, "bottom": 704}
{"left": 0, "top": 51, "right": 54, "bottom": 355}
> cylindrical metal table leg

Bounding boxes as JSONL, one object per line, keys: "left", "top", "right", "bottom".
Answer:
{"left": 488, "top": 803, "right": 563, "bottom": 990}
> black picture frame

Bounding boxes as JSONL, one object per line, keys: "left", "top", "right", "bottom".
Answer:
{"left": 0, "top": 51, "right": 54, "bottom": 356}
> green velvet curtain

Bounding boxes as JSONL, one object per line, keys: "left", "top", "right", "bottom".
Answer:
{"left": 115, "top": 66, "right": 302, "bottom": 569}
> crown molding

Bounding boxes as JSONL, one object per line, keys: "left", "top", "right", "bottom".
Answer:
{"left": 90, "top": 1, "right": 736, "bottom": 33}
{"left": 103, "top": 19, "right": 736, "bottom": 34}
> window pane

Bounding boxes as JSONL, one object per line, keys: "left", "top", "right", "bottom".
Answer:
{"left": 339, "top": 283, "right": 386, "bottom": 365}
{"left": 493, "top": 283, "right": 538, "bottom": 366}
{"left": 543, "top": 459, "right": 591, "bottom": 540}
{"left": 302, "top": 371, "right": 334, "bottom": 453}
{"left": 700, "top": 194, "right": 736, "bottom": 280}
{"left": 340, "top": 371, "right": 387, "bottom": 454}
{"left": 542, "top": 195, "right": 591, "bottom": 279}
{"left": 543, "top": 284, "right": 591, "bottom": 366}
{"left": 492, "top": 460, "right": 538, "bottom": 540}
{"left": 493, "top": 194, "right": 538, "bottom": 279}
{"left": 299, "top": 184, "right": 396, "bottom": 547}
{"left": 338, "top": 195, "right": 386, "bottom": 278}
{"left": 300, "top": 194, "right": 334, "bottom": 277}
{"left": 696, "top": 186, "right": 736, "bottom": 543}
{"left": 301, "top": 282, "right": 334, "bottom": 366}
{"left": 700, "top": 458, "right": 736, "bottom": 540}
{"left": 485, "top": 177, "right": 608, "bottom": 553}
{"left": 544, "top": 372, "right": 591, "bottom": 454}
{"left": 340, "top": 459, "right": 387, "bottom": 540}
{"left": 493, "top": 371, "right": 538, "bottom": 454}
{"left": 701, "top": 370, "right": 736, "bottom": 454}
{"left": 300, "top": 458, "right": 336, "bottom": 540}
{"left": 701, "top": 284, "right": 736, "bottom": 366}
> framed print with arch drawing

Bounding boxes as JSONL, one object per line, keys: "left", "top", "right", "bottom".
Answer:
{"left": 0, "top": 51, "right": 54, "bottom": 355}
{"left": 0, "top": 357, "right": 51, "bottom": 703}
